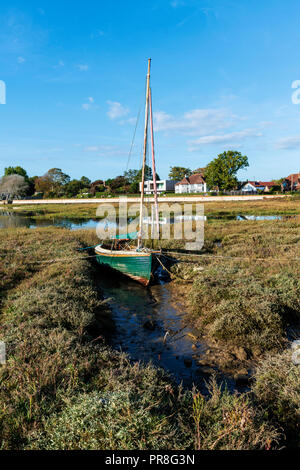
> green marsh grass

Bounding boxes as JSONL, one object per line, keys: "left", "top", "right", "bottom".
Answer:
{"left": 0, "top": 227, "right": 279, "bottom": 450}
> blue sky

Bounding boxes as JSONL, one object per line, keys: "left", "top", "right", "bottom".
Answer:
{"left": 1, "top": 0, "right": 300, "bottom": 182}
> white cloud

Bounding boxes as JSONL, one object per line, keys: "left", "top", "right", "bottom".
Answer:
{"left": 53, "top": 60, "right": 64, "bottom": 69}
{"left": 17, "top": 56, "right": 26, "bottom": 63}
{"left": 188, "top": 129, "right": 262, "bottom": 150}
{"left": 258, "top": 121, "right": 273, "bottom": 128}
{"left": 107, "top": 101, "right": 130, "bottom": 120}
{"left": 82, "top": 97, "right": 96, "bottom": 111}
{"left": 276, "top": 135, "right": 300, "bottom": 149}
{"left": 84, "top": 146, "right": 100, "bottom": 152}
{"left": 77, "top": 64, "right": 89, "bottom": 71}
{"left": 1, "top": 11, "right": 47, "bottom": 56}
{"left": 90, "top": 30, "right": 105, "bottom": 39}
{"left": 154, "top": 108, "right": 240, "bottom": 136}
{"left": 83, "top": 145, "right": 125, "bottom": 157}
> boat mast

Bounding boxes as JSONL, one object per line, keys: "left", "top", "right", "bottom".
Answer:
{"left": 138, "top": 58, "right": 151, "bottom": 249}
{"left": 149, "top": 87, "right": 160, "bottom": 235}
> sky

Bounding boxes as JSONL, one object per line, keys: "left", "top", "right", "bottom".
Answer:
{"left": 1, "top": 0, "right": 300, "bottom": 182}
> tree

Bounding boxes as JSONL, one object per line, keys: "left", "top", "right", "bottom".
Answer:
{"left": 123, "top": 169, "right": 139, "bottom": 184}
{"left": 27, "top": 176, "right": 37, "bottom": 196}
{"left": 80, "top": 176, "right": 91, "bottom": 188}
{"left": 90, "top": 180, "right": 104, "bottom": 196}
{"left": 4, "top": 166, "right": 29, "bottom": 181}
{"left": 35, "top": 168, "right": 71, "bottom": 197}
{"left": 129, "top": 181, "right": 139, "bottom": 194}
{"left": 0, "top": 175, "right": 29, "bottom": 199}
{"left": 3, "top": 167, "right": 34, "bottom": 196}
{"left": 47, "top": 168, "right": 70, "bottom": 187}
{"left": 106, "top": 176, "right": 127, "bottom": 192}
{"left": 168, "top": 166, "right": 191, "bottom": 181}
{"left": 205, "top": 151, "right": 249, "bottom": 191}
{"left": 124, "top": 165, "right": 160, "bottom": 185}
{"left": 34, "top": 175, "right": 53, "bottom": 195}
{"left": 64, "top": 179, "right": 84, "bottom": 197}
{"left": 192, "top": 167, "right": 207, "bottom": 176}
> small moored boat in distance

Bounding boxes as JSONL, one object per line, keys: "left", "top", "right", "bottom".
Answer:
{"left": 95, "top": 59, "right": 162, "bottom": 286}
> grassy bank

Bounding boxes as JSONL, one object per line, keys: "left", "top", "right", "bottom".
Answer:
{"left": 162, "top": 218, "right": 300, "bottom": 445}
{"left": 0, "top": 227, "right": 279, "bottom": 450}
{"left": 167, "top": 218, "right": 300, "bottom": 357}
{"left": 8, "top": 203, "right": 101, "bottom": 219}
{"left": 203, "top": 194, "right": 300, "bottom": 217}
{"left": 4, "top": 195, "right": 300, "bottom": 219}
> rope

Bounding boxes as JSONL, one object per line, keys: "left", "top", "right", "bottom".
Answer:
{"left": 77, "top": 244, "right": 99, "bottom": 251}
{"left": 2, "top": 249, "right": 300, "bottom": 267}
{"left": 155, "top": 254, "right": 173, "bottom": 277}
{"left": 6, "top": 253, "right": 101, "bottom": 265}
{"left": 155, "top": 254, "right": 193, "bottom": 282}
{"left": 162, "top": 251, "right": 300, "bottom": 262}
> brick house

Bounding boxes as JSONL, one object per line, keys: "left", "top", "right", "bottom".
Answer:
{"left": 281, "top": 173, "right": 300, "bottom": 192}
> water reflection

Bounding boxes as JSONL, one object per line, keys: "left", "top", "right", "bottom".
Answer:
{"left": 0, "top": 212, "right": 100, "bottom": 230}
{"left": 97, "top": 268, "right": 237, "bottom": 393}
{"left": 0, "top": 211, "right": 291, "bottom": 231}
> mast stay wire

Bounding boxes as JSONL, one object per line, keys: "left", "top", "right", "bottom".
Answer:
{"left": 126, "top": 76, "right": 148, "bottom": 174}
{"left": 125, "top": 103, "right": 142, "bottom": 174}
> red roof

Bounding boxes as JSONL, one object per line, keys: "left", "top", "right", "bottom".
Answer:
{"left": 247, "top": 181, "right": 276, "bottom": 188}
{"left": 260, "top": 181, "right": 276, "bottom": 188}
{"left": 286, "top": 173, "right": 300, "bottom": 182}
{"left": 175, "top": 174, "right": 205, "bottom": 186}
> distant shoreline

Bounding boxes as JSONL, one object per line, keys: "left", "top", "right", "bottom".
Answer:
{"left": 0, "top": 194, "right": 287, "bottom": 205}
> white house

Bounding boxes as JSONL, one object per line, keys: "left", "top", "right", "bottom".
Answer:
{"left": 139, "top": 179, "right": 178, "bottom": 195}
{"left": 241, "top": 181, "right": 276, "bottom": 193}
{"left": 175, "top": 174, "right": 207, "bottom": 194}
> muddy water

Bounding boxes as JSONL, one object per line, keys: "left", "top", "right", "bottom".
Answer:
{"left": 97, "top": 269, "right": 238, "bottom": 393}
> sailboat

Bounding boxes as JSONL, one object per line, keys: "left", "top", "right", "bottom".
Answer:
{"left": 94, "top": 59, "right": 162, "bottom": 286}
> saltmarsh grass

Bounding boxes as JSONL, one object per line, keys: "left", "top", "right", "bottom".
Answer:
{"left": 167, "top": 218, "right": 300, "bottom": 355}
{"left": 252, "top": 350, "right": 300, "bottom": 443}
{"left": 6, "top": 195, "right": 300, "bottom": 220}
{"left": 0, "top": 227, "right": 279, "bottom": 449}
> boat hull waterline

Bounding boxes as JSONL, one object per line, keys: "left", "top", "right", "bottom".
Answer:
{"left": 95, "top": 246, "right": 160, "bottom": 286}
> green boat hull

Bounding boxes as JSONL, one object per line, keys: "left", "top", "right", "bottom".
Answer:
{"left": 95, "top": 248, "right": 153, "bottom": 286}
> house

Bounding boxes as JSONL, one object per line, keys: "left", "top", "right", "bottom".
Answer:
{"left": 241, "top": 181, "right": 277, "bottom": 193}
{"left": 281, "top": 173, "right": 300, "bottom": 192}
{"left": 139, "top": 179, "right": 177, "bottom": 195}
{"left": 175, "top": 174, "right": 207, "bottom": 194}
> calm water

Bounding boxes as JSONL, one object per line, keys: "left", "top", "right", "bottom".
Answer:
{"left": 0, "top": 211, "right": 287, "bottom": 230}
{"left": 0, "top": 212, "right": 100, "bottom": 230}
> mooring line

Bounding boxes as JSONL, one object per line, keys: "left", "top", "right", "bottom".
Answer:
{"left": 1, "top": 249, "right": 300, "bottom": 266}
{"left": 162, "top": 251, "right": 300, "bottom": 262}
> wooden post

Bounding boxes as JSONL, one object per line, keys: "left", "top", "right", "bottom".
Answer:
{"left": 138, "top": 58, "right": 151, "bottom": 248}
